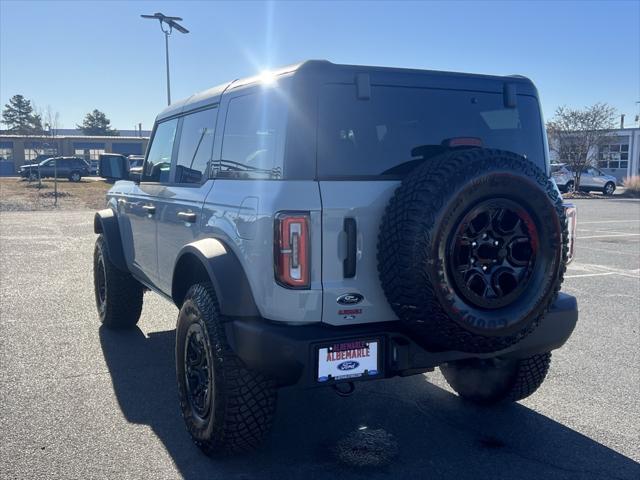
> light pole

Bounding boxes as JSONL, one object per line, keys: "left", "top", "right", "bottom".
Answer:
{"left": 141, "top": 12, "right": 189, "bottom": 106}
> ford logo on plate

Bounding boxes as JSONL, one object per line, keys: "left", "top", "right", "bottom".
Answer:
{"left": 337, "top": 293, "right": 364, "bottom": 305}
{"left": 337, "top": 361, "right": 360, "bottom": 371}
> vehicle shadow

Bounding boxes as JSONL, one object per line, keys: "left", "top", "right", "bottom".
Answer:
{"left": 99, "top": 327, "right": 640, "bottom": 480}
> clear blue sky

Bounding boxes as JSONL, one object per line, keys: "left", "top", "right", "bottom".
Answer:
{"left": 1, "top": 0, "right": 639, "bottom": 131}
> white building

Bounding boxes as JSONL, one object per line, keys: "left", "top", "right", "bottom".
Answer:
{"left": 549, "top": 126, "right": 640, "bottom": 184}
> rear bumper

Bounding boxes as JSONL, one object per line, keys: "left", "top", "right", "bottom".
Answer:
{"left": 225, "top": 292, "right": 578, "bottom": 388}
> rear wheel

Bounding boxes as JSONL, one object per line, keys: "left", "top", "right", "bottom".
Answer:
{"left": 176, "top": 283, "right": 277, "bottom": 455}
{"left": 93, "top": 234, "right": 143, "bottom": 328}
{"left": 603, "top": 182, "right": 615, "bottom": 196}
{"left": 440, "top": 352, "right": 552, "bottom": 404}
{"left": 69, "top": 171, "right": 82, "bottom": 182}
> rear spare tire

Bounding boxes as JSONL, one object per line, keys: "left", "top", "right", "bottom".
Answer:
{"left": 378, "top": 149, "right": 567, "bottom": 353}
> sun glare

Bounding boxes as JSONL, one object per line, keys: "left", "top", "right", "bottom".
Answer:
{"left": 259, "top": 70, "right": 277, "bottom": 85}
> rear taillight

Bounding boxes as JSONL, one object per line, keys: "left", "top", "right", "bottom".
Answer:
{"left": 563, "top": 203, "right": 577, "bottom": 264}
{"left": 274, "top": 212, "right": 310, "bottom": 289}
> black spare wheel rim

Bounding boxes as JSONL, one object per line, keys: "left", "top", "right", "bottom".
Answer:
{"left": 448, "top": 198, "right": 538, "bottom": 310}
{"left": 184, "top": 323, "right": 213, "bottom": 421}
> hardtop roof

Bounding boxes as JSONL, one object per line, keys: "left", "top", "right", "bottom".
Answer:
{"left": 156, "top": 60, "right": 538, "bottom": 122}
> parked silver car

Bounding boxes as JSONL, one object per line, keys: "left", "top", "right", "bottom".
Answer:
{"left": 551, "top": 163, "right": 617, "bottom": 195}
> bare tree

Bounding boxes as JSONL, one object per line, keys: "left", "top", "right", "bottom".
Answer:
{"left": 546, "top": 103, "right": 617, "bottom": 189}
{"left": 43, "top": 105, "right": 61, "bottom": 135}
{"left": 33, "top": 104, "right": 61, "bottom": 135}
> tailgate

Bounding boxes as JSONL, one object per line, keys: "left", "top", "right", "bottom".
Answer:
{"left": 319, "top": 181, "right": 400, "bottom": 325}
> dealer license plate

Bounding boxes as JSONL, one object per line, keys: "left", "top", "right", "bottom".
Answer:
{"left": 317, "top": 339, "right": 380, "bottom": 382}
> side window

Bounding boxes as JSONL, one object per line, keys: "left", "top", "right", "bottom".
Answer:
{"left": 219, "top": 91, "right": 287, "bottom": 179}
{"left": 175, "top": 108, "right": 216, "bottom": 184}
{"left": 143, "top": 118, "right": 178, "bottom": 183}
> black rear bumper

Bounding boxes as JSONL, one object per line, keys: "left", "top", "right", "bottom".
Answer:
{"left": 225, "top": 292, "right": 578, "bottom": 388}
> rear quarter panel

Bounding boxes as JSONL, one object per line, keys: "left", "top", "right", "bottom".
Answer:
{"left": 201, "top": 179, "right": 323, "bottom": 324}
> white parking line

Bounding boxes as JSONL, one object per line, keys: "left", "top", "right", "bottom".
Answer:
{"left": 565, "top": 272, "right": 617, "bottom": 278}
{"left": 580, "top": 220, "right": 640, "bottom": 224}
{"left": 566, "top": 262, "right": 640, "bottom": 279}
{"left": 578, "top": 233, "right": 640, "bottom": 239}
{"left": 577, "top": 229, "right": 639, "bottom": 234}
{"left": 579, "top": 245, "right": 639, "bottom": 257}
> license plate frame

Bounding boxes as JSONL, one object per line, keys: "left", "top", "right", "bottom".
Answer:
{"left": 315, "top": 337, "right": 382, "bottom": 384}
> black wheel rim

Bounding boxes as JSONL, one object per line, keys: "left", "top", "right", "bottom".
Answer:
{"left": 184, "top": 324, "right": 212, "bottom": 420}
{"left": 448, "top": 199, "right": 538, "bottom": 309}
{"left": 96, "top": 254, "right": 107, "bottom": 313}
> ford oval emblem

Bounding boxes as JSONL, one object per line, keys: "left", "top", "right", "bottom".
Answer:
{"left": 337, "top": 293, "right": 363, "bottom": 305}
{"left": 337, "top": 361, "right": 360, "bottom": 371}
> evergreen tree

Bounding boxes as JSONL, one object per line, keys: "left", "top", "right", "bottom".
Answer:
{"left": 77, "top": 109, "right": 119, "bottom": 136}
{"left": 1, "top": 94, "right": 44, "bottom": 134}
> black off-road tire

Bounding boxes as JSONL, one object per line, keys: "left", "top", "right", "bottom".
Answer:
{"left": 176, "top": 283, "right": 277, "bottom": 456}
{"left": 378, "top": 149, "right": 568, "bottom": 353}
{"left": 440, "top": 352, "right": 552, "bottom": 404}
{"left": 93, "top": 234, "right": 144, "bottom": 328}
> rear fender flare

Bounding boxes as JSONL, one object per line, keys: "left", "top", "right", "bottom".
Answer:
{"left": 172, "top": 238, "right": 259, "bottom": 317}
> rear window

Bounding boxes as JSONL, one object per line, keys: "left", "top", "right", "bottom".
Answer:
{"left": 317, "top": 85, "right": 545, "bottom": 178}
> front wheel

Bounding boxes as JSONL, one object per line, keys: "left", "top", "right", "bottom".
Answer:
{"left": 93, "top": 235, "right": 144, "bottom": 328}
{"left": 69, "top": 171, "right": 82, "bottom": 182}
{"left": 176, "top": 283, "right": 277, "bottom": 455}
{"left": 603, "top": 182, "right": 615, "bottom": 196}
{"left": 565, "top": 181, "right": 575, "bottom": 193}
{"left": 440, "top": 352, "right": 551, "bottom": 404}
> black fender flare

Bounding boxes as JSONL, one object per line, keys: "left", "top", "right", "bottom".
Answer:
{"left": 94, "top": 208, "right": 127, "bottom": 272}
{"left": 171, "top": 238, "right": 259, "bottom": 317}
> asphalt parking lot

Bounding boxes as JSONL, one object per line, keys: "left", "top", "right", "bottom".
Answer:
{"left": 1, "top": 198, "right": 639, "bottom": 480}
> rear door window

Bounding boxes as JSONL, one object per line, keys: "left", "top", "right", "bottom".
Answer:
{"left": 218, "top": 90, "right": 287, "bottom": 179}
{"left": 174, "top": 108, "right": 217, "bottom": 184}
{"left": 317, "top": 85, "right": 545, "bottom": 178}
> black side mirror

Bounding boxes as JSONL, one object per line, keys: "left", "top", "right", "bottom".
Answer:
{"left": 99, "top": 155, "right": 130, "bottom": 182}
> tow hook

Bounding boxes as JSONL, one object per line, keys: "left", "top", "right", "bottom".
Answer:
{"left": 332, "top": 382, "right": 356, "bottom": 397}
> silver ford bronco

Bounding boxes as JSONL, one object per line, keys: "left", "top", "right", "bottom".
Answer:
{"left": 93, "top": 60, "right": 578, "bottom": 455}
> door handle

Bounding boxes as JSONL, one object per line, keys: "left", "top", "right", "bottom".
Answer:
{"left": 177, "top": 211, "right": 197, "bottom": 223}
{"left": 343, "top": 218, "right": 357, "bottom": 278}
{"left": 142, "top": 205, "right": 156, "bottom": 214}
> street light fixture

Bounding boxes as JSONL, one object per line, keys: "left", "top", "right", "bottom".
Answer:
{"left": 141, "top": 12, "right": 189, "bottom": 105}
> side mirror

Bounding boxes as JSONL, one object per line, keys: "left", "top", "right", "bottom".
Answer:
{"left": 99, "top": 154, "right": 130, "bottom": 182}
